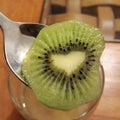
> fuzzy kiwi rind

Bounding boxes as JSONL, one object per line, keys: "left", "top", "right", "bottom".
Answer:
{"left": 21, "top": 20, "right": 105, "bottom": 110}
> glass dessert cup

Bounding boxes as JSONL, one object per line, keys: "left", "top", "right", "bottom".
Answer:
{"left": 8, "top": 66, "right": 104, "bottom": 120}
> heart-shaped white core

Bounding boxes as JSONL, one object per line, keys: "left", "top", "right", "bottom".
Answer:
{"left": 51, "top": 51, "right": 86, "bottom": 75}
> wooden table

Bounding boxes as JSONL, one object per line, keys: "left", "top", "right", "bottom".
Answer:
{"left": 0, "top": 1, "right": 120, "bottom": 120}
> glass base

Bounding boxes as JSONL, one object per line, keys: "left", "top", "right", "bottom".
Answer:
{"left": 8, "top": 66, "right": 104, "bottom": 120}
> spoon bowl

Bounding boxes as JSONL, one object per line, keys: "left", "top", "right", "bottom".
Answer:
{"left": 0, "top": 12, "right": 46, "bottom": 86}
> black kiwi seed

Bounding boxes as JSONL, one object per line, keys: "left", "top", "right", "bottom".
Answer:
{"left": 43, "top": 65, "right": 49, "bottom": 70}
{"left": 44, "top": 55, "right": 48, "bottom": 59}
{"left": 79, "top": 42, "right": 81, "bottom": 45}
{"left": 59, "top": 47, "right": 63, "bottom": 51}
{"left": 44, "top": 48, "right": 50, "bottom": 53}
{"left": 59, "top": 44, "right": 61, "bottom": 47}
{"left": 44, "top": 59, "right": 50, "bottom": 62}
{"left": 43, "top": 60, "right": 51, "bottom": 64}
{"left": 50, "top": 70, "right": 56, "bottom": 77}
{"left": 43, "top": 65, "right": 47, "bottom": 69}
{"left": 81, "top": 68, "right": 84, "bottom": 71}
{"left": 79, "top": 70, "right": 83, "bottom": 75}
{"left": 78, "top": 76, "right": 82, "bottom": 80}
{"left": 84, "top": 46, "right": 87, "bottom": 50}
{"left": 38, "top": 56, "right": 42, "bottom": 59}
{"left": 63, "top": 49, "right": 66, "bottom": 52}
{"left": 90, "top": 49, "right": 96, "bottom": 53}
{"left": 51, "top": 49, "right": 55, "bottom": 52}
{"left": 83, "top": 43, "right": 89, "bottom": 50}
{"left": 83, "top": 75, "right": 86, "bottom": 79}
{"left": 72, "top": 74, "right": 76, "bottom": 78}
{"left": 82, "top": 42, "right": 85, "bottom": 46}
{"left": 77, "top": 67, "right": 88, "bottom": 80}
{"left": 89, "top": 59, "right": 95, "bottom": 62}
{"left": 44, "top": 69, "right": 48, "bottom": 72}
{"left": 76, "top": 38, "right": 78, "bottom": 42}
{"left": 88, "top": 55, "right": 95, "bottom": 58}
{"left": 70, "top": 77, "right": 72, "bottom": 81}
{"left": 44, "top": 53, "right": 48, "bottom": 56}
{"left": 44, "top": 56, "right": 49, "bottom": 60}
{"left": 86, "top": 61, "right": 89, "bottom": 65}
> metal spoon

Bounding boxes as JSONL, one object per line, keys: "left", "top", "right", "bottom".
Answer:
{"left": 0, "top": 12, "right": 46, "bottom": 86}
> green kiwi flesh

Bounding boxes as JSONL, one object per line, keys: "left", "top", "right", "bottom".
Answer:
{"left": 21, "top": 20, "right": 105, "bottom": 110}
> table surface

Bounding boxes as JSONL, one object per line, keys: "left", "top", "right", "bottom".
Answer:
{"left": 0, "top": 1, "right": 120, "bottom": 120}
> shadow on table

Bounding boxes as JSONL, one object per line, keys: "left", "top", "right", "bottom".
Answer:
{"left": 7, "top": 108, "right": 25, "bottom": 120}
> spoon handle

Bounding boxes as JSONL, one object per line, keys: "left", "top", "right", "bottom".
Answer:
{"left": 0, "top": 12, "right": 13, "bottom": 31}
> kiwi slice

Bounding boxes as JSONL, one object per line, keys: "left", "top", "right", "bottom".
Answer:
{"left": 22, "top": 20, "right": 105, "bottom": 110}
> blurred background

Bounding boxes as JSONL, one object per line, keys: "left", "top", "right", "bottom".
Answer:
{"left": 40, "top": 0, "right": 120, "bottom": 42}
